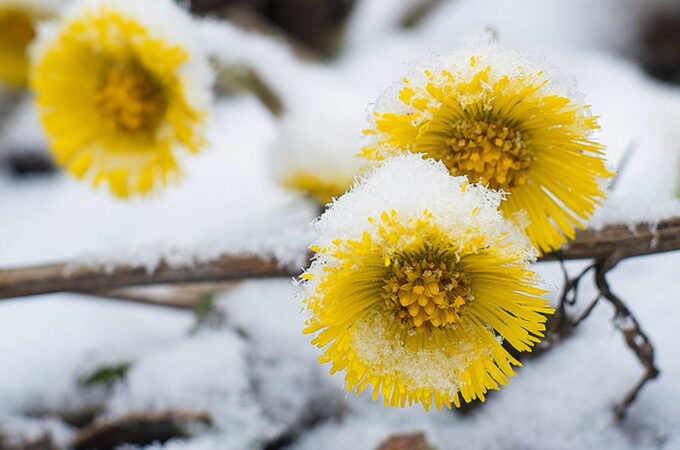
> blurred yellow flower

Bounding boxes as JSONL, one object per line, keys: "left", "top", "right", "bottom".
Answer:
{"left": 31, "top": 0, "right": 211, "bottom": 197}
{"left": 272, "top": 93, "right": 367, "bottom": 207}
{"left": 363, "top": 49, "right": 612, "bottom": 253}
{"left": 282, "top": 170, "right": 353, "bottom": 205}
{"left": 301, "top": 156, "right": 552, "bottom": 410}
{"left": 0, "top": 2, "right": 52, "bottom": 88}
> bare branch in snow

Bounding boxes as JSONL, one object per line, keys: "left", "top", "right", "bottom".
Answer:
{"left": 0, "top": 254, "right": 295, "bottom": 300}
{"left": 2, "top": 217, "right": 680, "bottom": 301}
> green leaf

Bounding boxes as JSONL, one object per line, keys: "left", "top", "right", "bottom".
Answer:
{"left": 79, "top": 361, "right": 132, "bottom": 389}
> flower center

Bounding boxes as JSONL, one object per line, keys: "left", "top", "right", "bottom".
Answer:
{"left": 382, "top": 254, "right": 473, "bottom": 332}
{"left": 0, "top": 9, "right": 35, "bottom": 54}
{"left": 443, "top": 120, "right": 532, "bottom": 190}
{"left": 94, "top": 63, "right": 165, "bottom": 133}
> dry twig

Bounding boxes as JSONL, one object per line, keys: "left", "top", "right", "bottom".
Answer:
{"left": 0, "top": 217, "right": 675, "bottom": 417}
{"left": 593, "top": 254, "right": 660, "bottom": 418}
{"left": 0, "top": 254, "right": 293, "bottom": 301}
{"left": 545, "top": 252, "right": 660, "bottom": 418}
{"left": 2, "top": 217, "right": 680, "bottom": 301}
{"left": 71, "top": 410, "right": 211, "bottom": 450}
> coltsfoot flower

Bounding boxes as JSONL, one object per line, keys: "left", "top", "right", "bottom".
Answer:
{"left": 31, "top": 0, "right": 212, "bottom": 197}
{"left": 280, "top": 170, "right": 354, "bottom": 206}
{"left": 363, "top": 47, "right": 612, "bottom": 253}
{"left": 300, "top": 155, "right": 553, "bottom": 410}
{"left": 0, "top": 0, "right": 59, "bottom": 88}
{"left": 272, "top": 81, "right": 367, "bottom": 206}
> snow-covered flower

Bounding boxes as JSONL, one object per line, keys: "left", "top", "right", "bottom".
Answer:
{"left": 272, "top": 73, "right": 367, "bottom": 206}
{"left": 300, "top": 155, "right": 553, "bottom": 410}
{"left": 273, "top": 112, "right": 364, "bottom": 206}
{"left": 363, "top": 47, "right": 612, "bottom": 253}
{"left": 0, "top": 0, "right": 61, "bottom": 89}
{"left": 31, "top": 0, "right": 212, "bottom": 197}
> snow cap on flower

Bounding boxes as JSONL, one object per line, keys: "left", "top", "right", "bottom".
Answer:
{"left": 363, "top": 44, "right": 613, "bottom": 253}
{"left": 273, "top": 111, "right": 365, "bottom": 206}
{"left": 272, "top": 76, "right": 367, "bottom": 206}
{"left": 300, "top": 155, "right": 552, "bottom": 410}
{"left": 0, "top": 0, "right": 65, "bottom": 88}
{"left": 31, "top": 0, "right": 213, "bottom": 198}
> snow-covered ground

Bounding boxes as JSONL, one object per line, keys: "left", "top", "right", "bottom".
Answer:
{"left": 2, "top": 0, "right": 680, "bottom": 448}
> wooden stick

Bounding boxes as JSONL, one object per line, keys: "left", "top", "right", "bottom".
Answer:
{"left": 71, "top": 410, "right": 211, "bottom": 450}
{"left": 90, "top": 282, "right": 238, "bottom": 309}
{"left": 0, "top": 254, "right": 295, "bottom": 300}
{"left": 541, "top": 217, "right": 680, "bottom": 261}
{"left": 1, "top": 217, "right": 680, "bottom": 301}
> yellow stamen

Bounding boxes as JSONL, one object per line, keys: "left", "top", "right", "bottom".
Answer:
{"left": 0, "top": 8, "right": 37, "bottom": 87}
{"left": 94, "top": 63, "right": 166, "bottom": 134}
{"left": 0, "top": 9, "right": 34, "bottom": 49}
{"left": 443, "top": 120, "right": 532, "bottom": 190}
{"left": 383, "top": 252, "right": 473, "bottom": 333}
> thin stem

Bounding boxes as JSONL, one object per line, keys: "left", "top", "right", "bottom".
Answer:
{"left": 593, "top": 257, "right": 660, "bottom": 419}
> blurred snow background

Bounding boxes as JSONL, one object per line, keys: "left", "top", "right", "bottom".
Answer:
{"left": 2, "top": 0, "right": 680, "bottom": 448}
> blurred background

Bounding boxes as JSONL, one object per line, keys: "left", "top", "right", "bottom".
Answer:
{"left": 1, "top": 0, "right": 680, "bottom": 449}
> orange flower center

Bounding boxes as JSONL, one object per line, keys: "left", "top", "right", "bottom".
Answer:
{"left": 0, "top": 9, "right": 35, "bottom": 52}
{"left": 443, "top": 120, "right": 532, "bottom": 190}
{"left": 383, "top": 254, "right": 473, "bottom": 332}
{"left": 94, "top": 63, "right": 165, "bottom": 133}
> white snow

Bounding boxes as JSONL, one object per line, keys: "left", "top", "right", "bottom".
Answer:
{"left": 269, "top": 70, "right": 370, "bottom": 204}
{"left": 0, "top": 96, "right": 48, "bottom": 157}
{"left": 2, "top": 0, "right": 680, "bottom": 448}
{"left": 0, "top": 97, "right": 317, "bottom": 269}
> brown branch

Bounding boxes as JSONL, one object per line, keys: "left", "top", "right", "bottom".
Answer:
{"left": 400, "top": 0, "right": 444, "bottom": 29}
{"left": 212, "top": 62, "right": 284, "bottom": 117}
{"left": 1, "top": 217, "right": 680, "bottom": 301}
{"left": 0, "top": 254, "right": 294, "bottom": 301}
{"left": 540, "top": 216, "right": 680, "bottom": 261}
{"left": 538, "top": 252, "right": 660, "bottom": 419}
{"left": 90, "top": 282, "right": 238, "bottom": 310}
{"left": 71, "top": 410, "right": 211, "bottom": 450}
{"left": 550, "top": 260, "right": 597, "bottom": 336}
{"left": 592, "top": 255, "right": 660, "bottom": 418}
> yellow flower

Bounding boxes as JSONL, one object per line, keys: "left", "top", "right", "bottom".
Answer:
{"left": 363, "top": 48, "right": 612, "bottom": 253}
{"left": 301, "top": 156, "right": 552, "bottom": 410}
{"left": 281, "top": 170, "right": 354, "bottom": 205}
{"left": 0, "top": 1, "right": 53, "bottom": 88}
{"left": 31, "top": 0, "right": 211, "bottom": 197}
{"left": 272, "top": 89, "right": 367, "bottom": 207}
